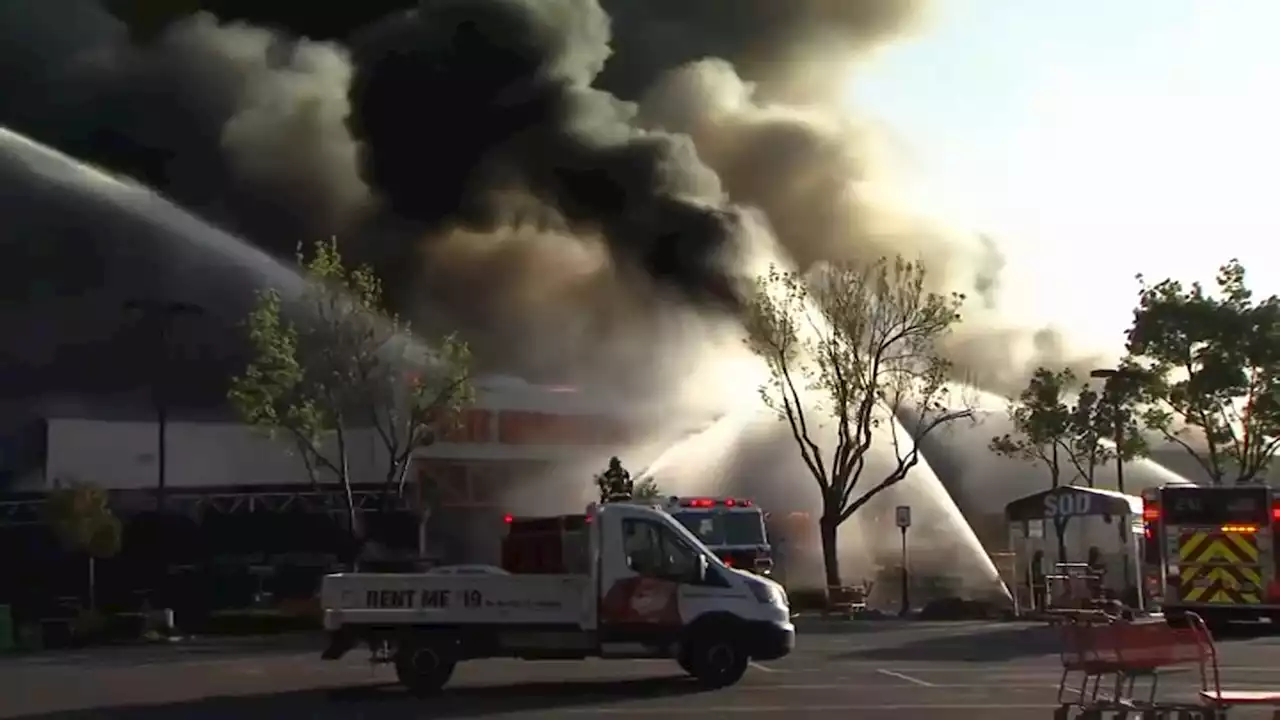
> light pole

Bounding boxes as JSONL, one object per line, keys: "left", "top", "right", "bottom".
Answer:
{"left": 1089, "top": 368, "right": 1130, "bottom": 496}
{"left": 124, "top": 300, "right": 204, "bottom": 511}
{"left": 1090, "top": 367, "right": 1135, "bottom": 600}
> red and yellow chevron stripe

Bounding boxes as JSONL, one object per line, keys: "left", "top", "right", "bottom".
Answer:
{"left": 1178, "top": 530, "right": 1262, "bottom": 604}
{"left": 1179, "top": 530, "right": 1259, "bottom": 564}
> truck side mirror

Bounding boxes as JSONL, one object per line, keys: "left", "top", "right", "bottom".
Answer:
{"left": 696, "top": 554, "right": 708, "bottom": 583}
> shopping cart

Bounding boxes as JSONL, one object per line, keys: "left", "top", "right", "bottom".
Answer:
{"left": 1055, "top": 612, "right": 1220, "bottom": 719}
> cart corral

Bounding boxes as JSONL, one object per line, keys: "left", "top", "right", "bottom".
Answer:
{"left": 1055, "top": 611, "right": 1280, "bottom": 719}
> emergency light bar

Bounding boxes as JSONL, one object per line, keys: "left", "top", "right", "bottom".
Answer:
{"left": 675, "top": 497, "right": 754, "bottom": 508}
{"left": 1141, "top": 499, "right": 1159, "bottom": 540}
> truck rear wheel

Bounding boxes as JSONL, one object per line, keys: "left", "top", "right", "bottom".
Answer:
{"left": 394, "top": 636, "right": 458, "bottom": 696}
{"left": 684, "top": 633, "right": 748, "bottom": 688}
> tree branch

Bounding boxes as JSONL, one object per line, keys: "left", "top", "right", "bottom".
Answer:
{"left": 777, "top": 349, "right": 829, "bottom": 490}
{"left": 839, "top": 408, "right": 971, "bottom": 521}
{"left": 1160, "top": 425, "right": 1222, "bottom": 484}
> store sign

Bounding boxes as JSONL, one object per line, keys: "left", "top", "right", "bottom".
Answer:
{"left": 1043, "top": 492, "right": 1093, "bottom": 518}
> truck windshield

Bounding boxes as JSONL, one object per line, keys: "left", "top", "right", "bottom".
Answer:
{"left": 673, "top": 511, "right": 767, "bottom": 546}
{"left": 1163, "top": 487, "right": 1270, "bottom": 526}
{"left": 662, "top": 512, "right": 728, "bottom": 569}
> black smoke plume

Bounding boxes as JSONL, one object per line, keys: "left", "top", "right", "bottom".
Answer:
{"left": 0, "top": 0, "right": 1088, "bottom": 405}
{"left": 347, "top": 1, "right": 745, "bottom": 311}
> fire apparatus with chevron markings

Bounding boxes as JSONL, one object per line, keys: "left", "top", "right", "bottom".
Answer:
{"left": 1140, "top": 485, "right": 1280, "bottom": 626}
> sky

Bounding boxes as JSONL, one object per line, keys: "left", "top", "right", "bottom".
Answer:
{"left": 847, "top": 0, "right": 1280, "bottom": 355}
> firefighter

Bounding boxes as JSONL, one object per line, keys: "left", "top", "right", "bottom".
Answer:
{"left": 1086, "top": 546, "right": 1108, "bottom": 603}
{"left": 1029, "top": 550, "right": 1047, "bottom": 611}
{"left": 596, "top": 457, "right": 633, "bottom": 502}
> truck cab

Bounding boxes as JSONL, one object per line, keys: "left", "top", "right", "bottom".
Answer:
{"left": 319, "top": 501, "right": 794, "bottom": 695}
{"left": 664, "top": 496, "right": 774, "bottom": 576}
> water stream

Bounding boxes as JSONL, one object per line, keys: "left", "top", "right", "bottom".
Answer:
{"left": 2, "top": 125, "right": 1200, "bottom": 602}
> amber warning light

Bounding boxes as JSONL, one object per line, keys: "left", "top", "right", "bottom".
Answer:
{"left": 1221, "top": 524, "right": 1259, "bottom": 533}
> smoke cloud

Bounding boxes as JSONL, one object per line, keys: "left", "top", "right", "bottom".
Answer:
{"left": 598, "top": 0, "right": 931, "bottom": 98}
{"left": 0, "top": 0, "right": 1089, "bottom": 400}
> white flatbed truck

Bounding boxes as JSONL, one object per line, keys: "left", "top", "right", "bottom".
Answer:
{"left": 320, "top": 501, "right": 795, "bottom": 695}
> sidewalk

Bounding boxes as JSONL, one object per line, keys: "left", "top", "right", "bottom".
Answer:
{"left": 0, "top": 630, "right": 326, "bottom": 665}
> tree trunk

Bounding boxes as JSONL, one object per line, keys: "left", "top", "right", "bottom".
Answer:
{"left": 341, "top": 480, "right": 358, "bottom": 545}
{"left": 819, "top": 514, "right": 841, "bottom": 589}
{"left": 336, "top": 440, "right": 360, "bottom": 570}
{"left": 87, "top": 555, "right": 96, "bottom": 613}
{"left": 418, "top": 508, "right": 432, "bottom": 566}
{"left": 1054, "top": 517, "right": 1069, "bottom": 567}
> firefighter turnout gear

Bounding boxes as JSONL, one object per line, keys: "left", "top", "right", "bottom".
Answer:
{"left": 596, "top": 457, "right": 634, "bottom": 502}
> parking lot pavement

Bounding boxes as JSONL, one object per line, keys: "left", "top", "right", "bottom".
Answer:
{"left": 0, "top": 634, "right": 326, "bottom": 670}
{"left": 3, "top": 622, "right": 1280, "bottom": 719}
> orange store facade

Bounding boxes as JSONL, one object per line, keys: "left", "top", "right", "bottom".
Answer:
{"left": 412, "top": 400, "right": 632, "bottom": 511}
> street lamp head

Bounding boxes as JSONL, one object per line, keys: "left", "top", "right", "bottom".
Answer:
{"left": 1090, "top": 368, "right": 1119, "bottom": 379}
{"left": 168, "top": 301, "right": 205, "bottom": 316}
{"left": 123, "top": 299, "right": 206, "bottom": 316}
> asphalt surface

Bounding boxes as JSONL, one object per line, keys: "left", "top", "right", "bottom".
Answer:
{"left": 3, "top": 621, "right": 1280, "bottom": 719}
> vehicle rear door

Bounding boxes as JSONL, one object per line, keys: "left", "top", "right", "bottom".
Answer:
{"left": 1165, "top": 487, "right": 1269, "bottom": 606}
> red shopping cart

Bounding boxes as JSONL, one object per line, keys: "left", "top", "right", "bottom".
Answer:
{"left": 1056, "top": 612, "right": 1220, "bottom": 719}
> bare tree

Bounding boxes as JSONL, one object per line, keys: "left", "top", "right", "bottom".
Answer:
{"left": 743, "top": 256, "right": 973, "bottom": 588}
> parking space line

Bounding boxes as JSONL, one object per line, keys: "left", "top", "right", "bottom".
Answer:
{"left": 877, "top": 669, "right": 936, "bottom": 687}
{"left": 565, "top": 703, "right": 1060, "bottom": 714}
{"left": 872, "top": 667, "right": 1060, "bottom": 673}
{"left": 754, "top": 682, "right": 1068, "bottom": 690}
{"left": 748, "top": 661, "right": 779, "bottom": 673}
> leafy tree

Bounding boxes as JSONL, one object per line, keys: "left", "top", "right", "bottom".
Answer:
{"left": 43, "top": 480, "right": 123, "bottom": 611}
{"left": 990, "top": 367, "right": 1148, "bottom": 559}
{"left": 1125, "top": 259, "right": 1280, "bottom": 485}
{"left": 229, "top": 238, "right": 473, "bottom": 548}
{"left": 990, "top": 367, "right": 1147, "bottom": 490}
{"left": 743, "top": 256, "right": 973, "bottom": 588}
{"left": 633, "top": 476, "right": 663, "bottom": 501}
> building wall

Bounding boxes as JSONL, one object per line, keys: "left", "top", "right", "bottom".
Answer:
{"left": 40, "top": 377, "right": 635, "bottom": 492}
{"left": 46, "top": 419, "right": 374, "bottom": 489}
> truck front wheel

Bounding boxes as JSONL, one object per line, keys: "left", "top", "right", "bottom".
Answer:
{"left": 684, "top": 634, "right": 748, "bottom": 688}
{"left": 394, "top": 636, "right": 458, "bottom": 696}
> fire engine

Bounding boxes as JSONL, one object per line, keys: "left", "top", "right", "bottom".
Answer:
{"left": 1140, "top": 485, "right": 1280, "bottom": 626}
{"left": 661, "top": 497, "right": 774, "bottom": 576}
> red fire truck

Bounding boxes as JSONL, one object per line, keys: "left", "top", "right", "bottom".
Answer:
{"left": 1140, "top": 485, "right": 1280, "bottom": 626}
{"left": 662, "top": 497, "right": 773, "bottom": 575}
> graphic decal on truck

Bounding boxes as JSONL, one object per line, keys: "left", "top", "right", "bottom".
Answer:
{"left": 365, "top": 589, "right": 464, "bottom": 609}
{"left": 601, "top": 577, "right": 680, "bottom": 626}
{"left": 1178, "top": 530, "right": 1262, "bottom": 604}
